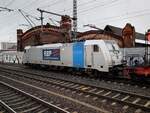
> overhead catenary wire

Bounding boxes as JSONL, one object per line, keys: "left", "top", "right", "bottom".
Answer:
{"left": 21, "top": 0, "right": 41, "bottom": 9}
{"left": 9, "top": 0, "right": 150, "bottom": 27}
{"left": 18, "top": 9, "right": 41, "bottom": 27}
{"left": 59, "top": 0, "right": 121, "bottom": 14}
{"left": 87, "top": 8, "right": 150, "bottom": 25}
{"left": 49, "top": 18, "right": 59, "bottom": 26}
{"left": 78, "top": 0, "right": 120, "bottom": 14}
{"left": 83, "top": 11, "right": 150, "bottom": 30}
{"left": 18, "top": 9, "right": 34, "bottom": 27}
{"left": 38, "top": 0, "right": 65, "bottom": 9}
{"left": 18, "top": 9, "right": 40, "bottom": 21}
{"left": 4, "top": 1, "right": 149, "bottom": 26}
{"left": 0, "top": 0, "right": 150, "bottom": 42}
{"left": 98, "top": 11, "right": 150, "bottom": 25}
{"left": 0, "top": 7, "right": 14, "bottom": 12}
{"left": 5, "top": 0, "right": 16, "bottom": 7}
{"left": 58, "top": 0, "right": 97, "bottom": 13}
{"left": 10, "top": 0, "right": 122, "bottom": 26}
{"left": 26, "top": 15, "right": 36, "bottom": 26}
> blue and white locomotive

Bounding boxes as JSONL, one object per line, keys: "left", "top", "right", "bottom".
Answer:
{"left": 23, "top": 40, "right": 122, "bottom": 74}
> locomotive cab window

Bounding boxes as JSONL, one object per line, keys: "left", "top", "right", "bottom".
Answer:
{"left": 93, "top": 45, "right": 99, "bottom": 52}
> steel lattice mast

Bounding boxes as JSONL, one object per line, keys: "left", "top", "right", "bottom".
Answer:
{"left": 73, "top": 0, "right": 77, "bottom": 40}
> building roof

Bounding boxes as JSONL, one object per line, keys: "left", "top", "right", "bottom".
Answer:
{"left": 104, "top": 25, "right": 145, "bottom": 40}
{"left": 135, "top": 32, "right": 145, "bottom": 40}
{"left": 104, "top": 25, "right": 122, "bottom": 36}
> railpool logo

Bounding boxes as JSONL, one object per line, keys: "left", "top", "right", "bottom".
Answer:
{"left": 43, "top": 49, "right": 60, "bottom": 60}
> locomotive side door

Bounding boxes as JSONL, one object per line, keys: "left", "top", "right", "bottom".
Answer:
{"left": 92, "top": 45, "right": 105, "bottom": 70}
{"left": 85, "top": 45, "right": 93, "bottom": 67}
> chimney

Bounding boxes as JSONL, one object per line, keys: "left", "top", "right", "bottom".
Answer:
{"left": 60, "top": 15, "right": 72, "bottom": 42}
{"left": 122, "top": 23, "right": 135, "bottom": 48}
{"left": 17, "top": 29, "right": 23, "bottom": 51}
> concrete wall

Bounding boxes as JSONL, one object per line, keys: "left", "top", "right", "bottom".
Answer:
{"left": 0, "top": 51, "right": 23, "bottom": 64}
{"left": 121, "top": 47, "right": 150, "bottom": 66}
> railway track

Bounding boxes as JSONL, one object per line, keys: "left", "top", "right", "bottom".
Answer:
{"left": 2, "top": 63, "right": 150, "bottom": 90}
{"left": 0, "top": 100, "right": 16, "bottom": 113}
{"left": 0, "top": 81, "right": 69, "bottom": 113}
{"left": 2, "top": 63, "right": 150, "bottom": 88}
{"left": 0, "top": 66, "right": 150, "bottom": 113}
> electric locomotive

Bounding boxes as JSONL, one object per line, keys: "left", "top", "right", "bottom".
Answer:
{"left": 23, "top": 40, "right": 123, "bottom": 76}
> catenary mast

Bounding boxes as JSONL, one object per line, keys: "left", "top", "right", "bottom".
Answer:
{"left": 73, "top": 0, "right": 77, "bottom": 40}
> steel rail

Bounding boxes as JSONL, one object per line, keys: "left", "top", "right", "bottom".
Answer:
{"left": 0, "top": 81, "right": 70, "bottom": 113}
{"left": 0, "top": 100, "right": 17, "bottom": 113}
{"left": 0, "top": 65, "right": 150, "bottom": 112}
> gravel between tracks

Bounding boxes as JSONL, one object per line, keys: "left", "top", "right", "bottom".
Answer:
{"left": 0, "top": 63, "right": 150, "bottom": 113}
{"left": 3, "top": 63, "right": 149, "bottom": 97}
{"left": 0, "top": 75, "right": 110, "bottom": 113}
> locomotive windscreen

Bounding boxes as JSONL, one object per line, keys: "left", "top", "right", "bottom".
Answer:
{"left": 105, "top": 41, "right": 120, "bottom": 53}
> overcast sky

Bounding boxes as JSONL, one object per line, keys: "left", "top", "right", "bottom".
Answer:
{"left": 0, "top": 0, "right": 150, "bottom": 42}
